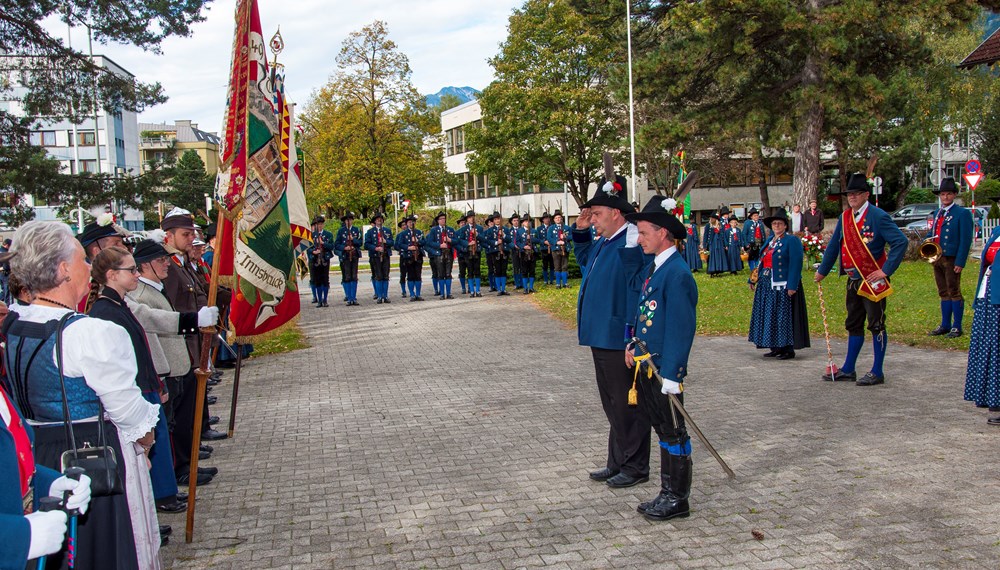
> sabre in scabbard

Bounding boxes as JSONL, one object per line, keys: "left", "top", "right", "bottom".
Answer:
{"left": 630, "top": 338, "right": 736, "bottom": 479}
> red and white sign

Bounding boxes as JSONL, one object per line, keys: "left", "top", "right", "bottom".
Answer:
{"left": 964, "top": 173, "right": 983, "bottom": 190}
{"left": 965, "top": 160, "right": 981, "bottom": 174}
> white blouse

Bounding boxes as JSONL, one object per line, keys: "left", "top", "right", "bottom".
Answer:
{"left": 10, "top": 303, "right": 160, "bottom": 443}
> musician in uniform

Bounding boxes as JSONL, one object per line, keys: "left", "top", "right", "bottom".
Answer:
{"left": 573, "top": 175, "right": 651, "bottom": 489}
{"left": 455, "top": 216, "right": 469, "bottom": 294}
{"left": 308, "top": 215, "right": 334, "bottom": 307}
{"left": 396, "top": 218, "right": 408, "bottom": 298}
{"left": 508, "top": 213, "right": 523, "bottom": 290}
{"left": 741, "top": 208, "right": 766, "bottom": 271}
{"left": 815, "top": 173, "right": 907, "bottom": 386}
{"left": 623, "top": 196, "right": 697, "bottom": 521}
{"left": 547, "top": 210, "right": 572, "bottom": 288}
{"left": 425, "top": 211, "right": 456, "bottom": 300}
{"left": 537, "top": 212, "right": 553, "bottom": 286}
{"left": 395, "top": 215, "right": 425, "bottom": 301}
{"left": 455, "top": 211, "right": 484, "bottom": 297}
{"left": 484, "top": 211, "right": 511, "bottom": 296}
{"left": 516, "top": 215, "right": 538, "bottom": 294}
{"left": 925, "top": 177, "right": 973, "bottom": 338}
{"left": 334, "top": 212, "right": 362, "bottom": 306}
{"left": 364, "top": 212, "right": 393, "bottom": 304}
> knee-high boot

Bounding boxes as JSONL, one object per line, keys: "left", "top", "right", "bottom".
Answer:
{"left": 643, "top": 452, "right": 692, "bottom": 521}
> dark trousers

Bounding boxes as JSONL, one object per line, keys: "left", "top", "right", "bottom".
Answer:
{"left": 464, "top": 254, "right": 482, "bottom": 278}
{"left": 458, "top": 255, "right": 468, "bottom": 280}
{"left": 591, "top": 347, "right": 651, "bottom": 477}
{"left": 520, "top": 252, "right": 536, "bottom": 278}
{"left": 933, "top": 255, "right": 963, "bottom": 301}
{"left": 542, "top": 252, "right": 554, "bottom": 275}
{"left": 552, "top": 251, "right": 569, "bottom": 272}
{"left": 489, "top": 252, "right": 508, "bottom": 279}
{"left": 432, "top": 254, "right": 454, "bottom": 279}
{"left": 370, "top": 253, "right": 390, "bottom": 281}
{"left": 511, "top": 252, "right": 522, "bottom": 277}
{"left": 845, "top": 278, "right": 887, "bottom": 335}
{"left": 309, "top": 263, "right": 330, "bottom": 287}
{"left": 340, "top": 255, "right": 359, "bottom": 283}
{"left": 166, "top": 369, "right": 198, "bottom": 477}
{"left": 405, "top": 257, "right": 423, "bottom": 282}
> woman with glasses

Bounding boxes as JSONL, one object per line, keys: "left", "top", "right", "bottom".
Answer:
{"left": 6, "top": 221, "right": 160, "bottom": 569}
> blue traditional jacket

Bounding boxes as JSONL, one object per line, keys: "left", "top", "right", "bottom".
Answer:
{"left": 633, "top": 252, "right": 698, "bottom": 383}
{"left": 925, "top": 205, "right": 974, "bottom": 268}
{"left": 424, "top": 225, "right": 456, "bottom": 258}
{"left": 817, "top": 204, "right": 907, "bottom": 279}
{"left": 363, "top": 226, "right": 394, "bottom": 258}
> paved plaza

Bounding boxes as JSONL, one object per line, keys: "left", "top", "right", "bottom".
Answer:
{"left": 162, "top": 279, "right": 1000, "bottom": 569}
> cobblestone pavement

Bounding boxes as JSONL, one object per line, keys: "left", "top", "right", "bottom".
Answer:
{"left": 162, "top": 279, "right": 1000, "bottom": 569}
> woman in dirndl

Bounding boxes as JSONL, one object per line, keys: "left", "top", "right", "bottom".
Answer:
{"left": 724, "top": 216, "right": 744, "bottom": 273}
{"left": 964, "top": 224, "right": 1000, "bottom": 425}
{"left": 5, "top": 221, "right": 161, "bottom": 569}
{"left": 703, "top": 214, "right": 729, "bottom": 277}
{"left": 747, "top": 208, "right": 810, "bottom": 359}
{"left": 683, "top": 222, "right": 702, "bottom": 272}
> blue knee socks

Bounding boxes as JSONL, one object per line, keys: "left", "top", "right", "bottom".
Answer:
{"left": 952, "top": 300, "right": 965, "bottom": 331}
{"left": 415, "top": 281, "right": 422, "bottom": 297}
{"left": 659, "top": 439, "right": 692, "bottom": 456}
{"left": 320, "top": 285, "right": 330, "bottom": 304}
{"left": 871, "top": 332, "right": 887, "bottom": 378}
{"left": 940, "top": 300, "right": 953, "bottom": 330}
{"left": 499, "top": 277, "right": 507, "bottom": 292}
{"left": 528, "top": 277, "right": 535, "bottom": 291}
{"left": 460, "top": 277, "right": 466, "bottom": 292}
{"left": 311, "top": 284, "right": 318, "bottom": 302}
{"left": 842, "top": 335, "right": 864, "bottom": 374}
{"left": 444, "top": 280, "right": 451, "bottom": 296}
{"left": 474, "top": 278, "right": 481, "bottom": 293}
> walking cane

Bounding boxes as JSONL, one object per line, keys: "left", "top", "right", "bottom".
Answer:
{"left": 816, "top": 278, "right": 839, "bottom": 377}
{"left": 34, "top": 497, "right": 62, "bottom": 570}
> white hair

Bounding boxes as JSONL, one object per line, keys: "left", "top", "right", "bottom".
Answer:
{"left": 10, "top": 221, "right": 79, "bottom": 293}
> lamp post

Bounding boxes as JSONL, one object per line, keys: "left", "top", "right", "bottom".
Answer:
{"left": 625, "top": 0, "right": 638, "bottom": 204}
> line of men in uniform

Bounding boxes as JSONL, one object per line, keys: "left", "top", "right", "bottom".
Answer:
{"left": 305, "top": 209, "right": 577, "bottom": 305}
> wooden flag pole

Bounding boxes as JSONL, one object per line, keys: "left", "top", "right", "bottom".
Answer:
{"left": 186, "top": 207, "right": 227, "bottom": 543}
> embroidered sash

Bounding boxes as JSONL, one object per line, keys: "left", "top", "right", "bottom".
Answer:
{"left": 841, "top": 209, "right": 893, "bottom": 302}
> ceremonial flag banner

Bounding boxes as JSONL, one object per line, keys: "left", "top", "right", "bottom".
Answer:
{"left": 215, "top": 0, "right": 300, "bottom": 340}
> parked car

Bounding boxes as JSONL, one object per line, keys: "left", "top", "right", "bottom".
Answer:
{"left": 890, "top": 203, "right": 937, "bottom": 227}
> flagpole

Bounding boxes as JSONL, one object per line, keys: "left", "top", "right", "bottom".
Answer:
{"left": 625, "top": 0, "right": 638, "bottom": 205}
{"left": 185, "top": 206, "right": 226, "bottom": 544}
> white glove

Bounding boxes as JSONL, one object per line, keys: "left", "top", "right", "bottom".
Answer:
{"left": 626, "top": 223, "right": 640, "bottom": 248}
{"left": 197, "top": 306, "right": 220, "bottom": 327}
{"left": 661, "top": 380, "right": 683, "bottom": 395}
{"left": 49, "top": 474, "right": 92, "bottom": 515}
{"left": 26, "top": 510, "right": 68, "bottom": 560}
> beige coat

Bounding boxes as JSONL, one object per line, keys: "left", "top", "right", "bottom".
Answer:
{"left": 126, "top": 279, "right": 197, "bottom": 377}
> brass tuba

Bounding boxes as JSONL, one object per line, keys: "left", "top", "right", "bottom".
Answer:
{"left": 919, "top": 238, "right": 942, "bottom": 263}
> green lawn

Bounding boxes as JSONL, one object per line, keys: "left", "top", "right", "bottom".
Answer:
{"left": 531, "top": 260, "right": 979, "bottom": 351}
{"left": 248, "top": 323, "right": 309, "bottom": 357}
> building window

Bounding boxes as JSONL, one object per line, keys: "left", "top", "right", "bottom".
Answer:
{"left": 77, "top": 131, "right": 96, "bottom": 147}
{"left": 29, "top": 131, "right": 57, "bottom": 146}
{"left": 80, "top": 160, "right": 98, "bottom": 173}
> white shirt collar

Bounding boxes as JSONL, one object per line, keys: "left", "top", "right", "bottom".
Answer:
{"left": 853, "top": 201, "right": 870, "bottom": 221}
{"left": 941, "top": 203, "right": 954, "bottom": 213}
{"left": 654, "top": 246, "right": 678, "bottom": 269}
{"left": 139, "top": 276, "right": 164, "bottom": 291}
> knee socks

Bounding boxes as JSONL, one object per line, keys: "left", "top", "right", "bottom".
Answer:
{"left": 842, "top": 335, "right": 864, "bottom": 374}
{"left": 939, "top": 300, "right": 953, "bottom": 330}
{"left": 952, "top": 300, "right": 965, "bottom": 330}
{"left": 871, "top": 332, "right": 887, "bottom": 378}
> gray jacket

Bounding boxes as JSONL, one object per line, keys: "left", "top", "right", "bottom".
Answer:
{"left": 126, "top": 279, "right": 199, "bottom": 377}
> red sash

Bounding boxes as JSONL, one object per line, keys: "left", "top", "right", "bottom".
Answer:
{"left": 841, "top": 209, "right": 893, "bottom": 302}
{"left": 2, "top": 389, "right": 34, "bottom": 510}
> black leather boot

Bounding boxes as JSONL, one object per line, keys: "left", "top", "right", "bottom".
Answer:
{"left": 637, "top": 448, "right": 670, "bottom": 514}
{"left": 643, "top": 453, "right": 692, "bottom": 521}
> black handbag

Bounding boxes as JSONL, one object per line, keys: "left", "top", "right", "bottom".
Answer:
{"left": 54, "top": 313, "right": 124, "bottom": 497}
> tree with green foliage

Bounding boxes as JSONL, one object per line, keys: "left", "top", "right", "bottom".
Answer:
{"left": 0, "top": 0, "right": 209, "bottom": 218}
{"left": 628, "top": 0, "right": 999, "bottom": 208}
{"left": 300, "top": 21, "right": 447, "bottom": 218}
{"left": 466, "top": 0, "right": 627, "bottom": 206}
{"left": 166, "top": 150, "right": 214, "bottom": 214}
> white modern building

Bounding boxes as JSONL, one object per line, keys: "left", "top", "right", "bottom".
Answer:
{"left": 3, "top": 55, "right": 145, "bottom": 230}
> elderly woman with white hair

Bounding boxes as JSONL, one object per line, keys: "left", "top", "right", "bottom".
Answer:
{"left": 3, "top": 221, "right": 161, "bottom": 569}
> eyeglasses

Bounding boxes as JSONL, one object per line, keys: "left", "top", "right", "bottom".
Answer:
{"left": 113, "top": 266, "right": 139, "bottom": 274}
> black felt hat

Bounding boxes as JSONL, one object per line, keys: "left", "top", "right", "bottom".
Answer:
{"left": 837, "top": 173, "right": 871, "bottom": 194}
{"left": 463, "top": 210, "right": 477, "bottom": 221}
{"left": 625, "top": 196, "right": 686, "bottom": 239}
{"left": 508, "top": 212, "right": 520, "bottom": 223}
{"left": 397, "top": 218, "right": 406, "bottom": 228}
{"left": 203, "top": 223, "right": 218, "bottom": 240}
{"left": 370, "top": 212, "right": 385, "bottom": 224}
{"left": 160, "top": 208, "right": 197, "bottom": 232}
{"left": 77, "top": 221, "right": 119, "bottom": 246}
{"left": 312, "top": 215, "right": 326, "bottom": 225}
{"left": 552, "top": 209, "right": 564, "bottom": 218}
{"left": 934, "top": 177, "right": 959, "bottom": 195}
{"left": 132, "top": 239, "right": 170, "bottom": 264}
{"left": 434, "top": 210, "right": 447, "bottom": 221}
{"left": 340, "top": 211, "right": 356, "bottom": 222}
{"left": 582, "top": 174, "right": 635, "bottom": 213}
{"left": 763, "top": 208, "right": 791, "bottom": 230}
{"left": 541, "top": 212, "right": 551, "bottom": 220}
{"left": 747, "top": 208, "right": 759, "bottom": 217}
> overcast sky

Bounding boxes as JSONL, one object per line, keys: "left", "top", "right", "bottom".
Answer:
{"left": 49, "top": 0, "right": 523, "bottom": 133}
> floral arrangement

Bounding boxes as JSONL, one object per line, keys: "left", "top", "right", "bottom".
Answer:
{"left": 803, "top": 233, "right": 826, "bottom": 263}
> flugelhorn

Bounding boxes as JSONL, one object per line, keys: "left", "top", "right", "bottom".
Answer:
{"left": 919, "top": 237, "right": 942, "bottom": 263}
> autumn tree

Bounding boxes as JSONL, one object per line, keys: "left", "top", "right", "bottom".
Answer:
{"left": 299, "top": 21, "right": 446, "bottom": 217}
{"left": 466, "top": 0, "right": 627, "bottom": 206}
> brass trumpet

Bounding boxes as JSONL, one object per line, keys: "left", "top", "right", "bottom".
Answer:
{"left": 919, "top": 238, "right": 942, "bottom": 263}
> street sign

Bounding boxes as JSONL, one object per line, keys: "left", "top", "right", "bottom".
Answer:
{"left": 965, "top": 159, "right": 981, "bottom": 174}
{"left": 872, "top": 176, "right": 883, "bottom": 196}
{"left": 930, "top": 142, "right": 942, "bottom": 160}
{"left": 964, "top": 173, "right": 983, "bottom": 190}
{"left": 930, "top": 169, "right": 944, "bottom": 187}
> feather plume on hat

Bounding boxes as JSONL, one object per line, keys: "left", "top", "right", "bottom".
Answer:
{"left": 147, "top": 229, "right": 167, "bottom": 245}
